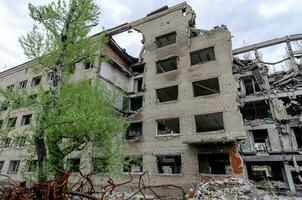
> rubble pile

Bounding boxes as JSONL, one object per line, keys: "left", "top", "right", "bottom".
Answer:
{"left": 186, "top": 177, "right": 301, "bottom": 200}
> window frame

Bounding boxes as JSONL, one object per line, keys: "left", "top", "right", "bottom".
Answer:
{"left": 7, "top": 160, "right": 20, "bottom": 174}
{"left": 190, "top": 47, "right": 215, "bottom": 66}
{"left": 156, "top": 32, "right": 177, "bottom": 48}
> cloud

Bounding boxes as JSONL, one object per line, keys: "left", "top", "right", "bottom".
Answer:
{"left": 258, "top": 0, "right": 297, "bottom": 18}
{"left": 0, "top": 0, "right": 301, "bottom": 72}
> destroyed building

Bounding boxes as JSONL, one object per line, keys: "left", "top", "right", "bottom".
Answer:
{"left": 233, "top": 34, "right": 302, "bottom": 193}
{"left": 0, "top": 1, "right": 301, "bottom": 194}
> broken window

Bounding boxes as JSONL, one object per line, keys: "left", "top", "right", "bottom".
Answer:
{"left": 157, "top": 118, "right": 180, "bottom": 135}
{"left": 243, "top": 77, "right": 260, "bottom": 95}
{"left": 131, "top": 64, "right": 145, "bottom": 74}
{"left": 293, "top": 127, "right": 302, "bottom": 149}
{"left": 134, "top": 78, "right": 143, "bottom": 93}
{"left": 125, "top": 122, "right": 142, "bottom": 140}
{"left": 156, "top": 85, "right": 178, "bottom": 103}
{"left": 252, "top": 130, "right": 269, "bottom": 153}
{"left": 25, "top": 160, "right": 37, "bottom": 172}
{"left": 7, "top": 160, "right": 20, "bottom": 174}
{"left": 156, "top": 32, "right": 177, "bottom": 48}
{"left": 8, "top": 117, "right": 17, "bottom": 128}
{"left": 240, "top": 100, "right": 271, "bottom": 120}
{"left": 130, "top": 96, "right": 143, "bottom": 111}
{"left": 31, "top": 76, "right": 42, "bottom": 87}
{"left": 92, "top": 157, "right": 108, "bottom": 173}
{"left": 66, "top": 158, "right": 80, "bottom": 172}
{"left": 190, "top": 47, "right": 215, "bottom": 66}
{"left": 156, "top": 57, "right": 178, "bottom": 74}
{"left": 195, "top": 112, "right": 224, "bottom": 132}
{"left": 198, "top": 153, "right": 231, "bottom": 174}
{"left": 14, "top": 136, "right": 26, "bottom": 148}
{"left": 21, "top": 114, "right": 32, "bottom": 126}
{"left": 193, "top": 77, "right": 220, "bottom": 97}
{"left": 6, "top": 84, "right": 14, "bottom": 92}
{"left": 0, "top": 161, "right": 4, "bottom": 172}
{"left": 19, "top": 80, "right": 28, "bottom": 89}
{"left": 157, "top": 155, "right": 181, "bottom": 174}
{"left": 123, "top": 156, "right": 143, "bottom": 173}
{"left": 247, "top": 163, "right": 283, "bottom": 182}
{"left": 83, "top": 62, "right": 93, "bottom": 70}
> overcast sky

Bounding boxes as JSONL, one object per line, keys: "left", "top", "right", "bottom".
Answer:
{"left": 0, "top": 0, "right": 301, "bottom": 72}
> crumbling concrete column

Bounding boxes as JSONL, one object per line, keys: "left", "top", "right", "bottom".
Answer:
{"left": 282, "top": 161, "right": 296, "bottom": 193}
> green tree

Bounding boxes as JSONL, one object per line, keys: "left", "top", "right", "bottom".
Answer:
{"left": 0, "top": 0, "right": 126, "bottom": 181}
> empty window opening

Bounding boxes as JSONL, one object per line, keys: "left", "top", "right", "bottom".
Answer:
{"left": 19, "top": 80, "right": 28, "bottom": 89}
{"left": 31, "top": 76, "right": 42, "bottom": 87}
{"left": 190, "top": 47, "right": 215, "bottom": 66}
{"left": 240, "top": 100, "right": 271, "bottom": 120}
{"left": 66, "top": 158, "right": 80, "bottom": 172}
{"left": 92, "top": 157, "right": 108, "bottom": 173}
{"left": 7, "top": 84, "right": 14, "bottom": 92}
{"left": 157, "top": 118, "right": 180, "bottom": 135}
{"left": 8, "top": 160, "right": 20, "bottom": 174}
{"left": 156, "top": 85, "right": 178, "bottom": 103}
{"left": 8, "top": 117, "right": 17, "bottom": 128}
{"left": 1, "top": 138, "right": 11, "bottom": 148}
{"left": 193, "top": 77, "right": 220, "bottom": 97}
{"left": 125, "top": 122, "right": 142, "bottom": 140}
{"left": 25, "top": 160, "right": 37, "bottom": 172}
{"left": 123, "top": 156, "right": 143, "bottom": 173}
{"left": 156, "top": 32, "right": 177, "bottom": 48}
{"left": 182, "top": 8, "right": 186, "bottom": 16}
{"left": 134, "top": 78, "right": 143, "bottom": 93}
{"left": 195, "top": 112, "right": 224, "bottom": 132}
{"left": 247, "top": 163, "right": 283, "bottom": 182}
{"left": 0, "top": 161, "right": 4, "bottom": 172}
{"left": 157, "top": 155, "right": 181, "bottom": 174}
{"left": 21, "top": 114, "right": 32, "bottom": 126}
{"left": 291, "top": 161, "right": 302, "bottom": 184}
{"left": 15, "top": 136, "right": 26, "bottom": 148}
{"left": 156, "top": 57, "right": 178, "bottom": 74}
{"left": 198, "top": 153, "right": 231, "bottom": 174}
{"left": 243, "top": 77, "right": 260, "bottom": 95}
{"left": 293, "top": 127, "right": 302, "bottom": 149}
{"left": 252, "top": 130, "right": 269, "bottom": 153}
{"left": 0, "top": 120, "right": 2, "bottom": 129}
{"left": 130, "top": 96, "right": 143, "bottom": 111}
{"left": 131, "top": 64, "right": 145, "bottom": 74}
{"left": 83, "top": 62, "right": 93, "bottom": 70}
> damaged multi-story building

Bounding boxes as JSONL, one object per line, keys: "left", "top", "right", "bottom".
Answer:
{"left": 233, "top": 35, "right": 302, "bottom": 193}
{"left": 0, "top": 1, "right": 301, "bottom": 194}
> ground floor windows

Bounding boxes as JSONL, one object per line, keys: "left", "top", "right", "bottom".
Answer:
{"left": 123, "top": 156, "right": 143, "bottom": 173}
{"left": 157, "top": 155, "right": 181, "bottom": 174}
{"left": 8, "top": 160, "right": 20, "bottom": 174}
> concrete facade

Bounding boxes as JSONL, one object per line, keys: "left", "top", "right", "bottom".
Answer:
{"left": 0, "top": 1, "right": 301, "bottom": 194}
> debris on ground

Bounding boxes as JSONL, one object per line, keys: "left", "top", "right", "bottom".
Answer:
{"left": 186, "top": 177, "right": 302, "bottom": 200}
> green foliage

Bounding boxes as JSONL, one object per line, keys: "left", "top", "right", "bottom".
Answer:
{"left": 19, "top": 0, "right": 106, "bottom": 74}
{"left": 44, "top": 80, "right": 126, "bottom": 174}
{"left": 0, "top": 0, "right": 126, "bottom": 181}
